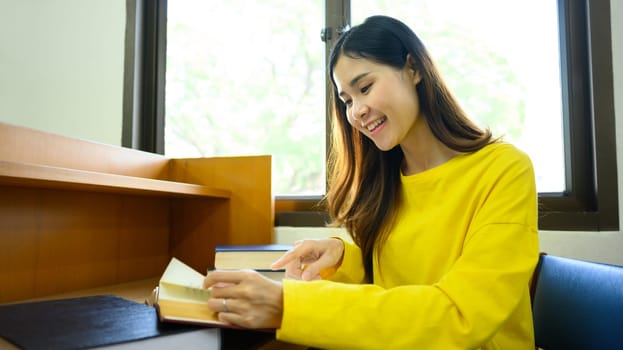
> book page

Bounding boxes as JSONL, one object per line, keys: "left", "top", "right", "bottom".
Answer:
{"left": 159, "top": 258, "right": 210, "bottom": 303}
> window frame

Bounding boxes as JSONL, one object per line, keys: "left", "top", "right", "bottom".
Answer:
{"left": 125, "top": 0, "right": 618, "bottom": 231}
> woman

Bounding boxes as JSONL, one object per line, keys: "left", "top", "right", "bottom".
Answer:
{"left": 204, "top": 15, "right": 539, "bottom": 349}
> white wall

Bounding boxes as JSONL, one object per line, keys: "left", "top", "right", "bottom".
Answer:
{"left": 0, "top": 0, "right": 125, "bottom": 146}
{"left": 278, "top": 0, "right": 623, "bottom": 265}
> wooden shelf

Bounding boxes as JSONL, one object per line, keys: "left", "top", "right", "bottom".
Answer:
{"left": 1, "top": 122, "right": 272, "bottom": 303}
{"left": 0, "top": 160, "right": 231, "bottom": 198}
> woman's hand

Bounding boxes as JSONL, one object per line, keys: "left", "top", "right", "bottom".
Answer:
{"left": 271, "top": 238, "right": 345, "bottom": 281}
{"left": 203, "top": 270, "right": 283, "bottom": 329}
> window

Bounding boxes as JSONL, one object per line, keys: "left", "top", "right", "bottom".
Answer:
{"left": 165, "top": 1, "right": 325, "bottom": 196}
{"left": 352, "top": 0, "right": 565, "bottom": 193}
{"left": 125, "top": 0, "right": 618, "bottom": 231}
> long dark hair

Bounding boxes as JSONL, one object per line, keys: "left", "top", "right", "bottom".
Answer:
{"left": 325, "top": 15, "right": 493, "bottom": 282}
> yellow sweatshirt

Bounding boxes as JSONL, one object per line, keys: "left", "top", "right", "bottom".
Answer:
{"left": 276, "top": 142, "right": 540, "bottom": 350}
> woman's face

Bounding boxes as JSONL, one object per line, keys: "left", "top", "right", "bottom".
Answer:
{"left": 332, "top": 55, "right": 422, "bottom": 151}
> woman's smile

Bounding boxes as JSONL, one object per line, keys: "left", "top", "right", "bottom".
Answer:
{"left": 365, "top": 116, "right": 387, "bottom": 134}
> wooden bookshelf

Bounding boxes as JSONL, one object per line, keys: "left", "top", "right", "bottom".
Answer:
{"left": 0, "top": 122, "right": 273, "bottom": 303}
{"left": 0, "top": 160, "right": 232, "bottom": 198}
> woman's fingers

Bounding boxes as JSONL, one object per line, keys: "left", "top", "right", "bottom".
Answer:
{"left": 300, "top": 253, "right": 340, "bottom": 280}
{"left": 203, "top": 269, "right": 251, "bottom": 288}
{"left": 207, "top": 297, "right": 234, "bottom": 314}
{"left": 270, "top": 249, "right": 299, "bottom": 270}
{"left": 270, "top": 240, "right": 309, "bottom": 269}
{"left": 217, "top": 310, "right": 242, "bottom": 325}
{"left": 284, "top": 260, "right": 307, "bottom": 279}
{"left": 272, "top": 239, "right": 344, "bottom": 280}
{"left": 215, "top": 301, "right": 279, "bottom": 329}
{"left": 203, "top": 270, "right": 284, "bottom": 329}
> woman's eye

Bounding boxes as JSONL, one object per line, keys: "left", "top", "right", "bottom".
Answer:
{"left": 344, "top": 99, "right": 353, "bottom": 107}
{"left": 361, "top": 84, "right": 371, "bottom": 94}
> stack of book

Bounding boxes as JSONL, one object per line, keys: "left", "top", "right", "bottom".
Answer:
{"left": 213, "top": 244, "right": 291, "bottom": 280}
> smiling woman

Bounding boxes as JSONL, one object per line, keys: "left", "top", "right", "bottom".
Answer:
{"left": 199, "top": 16, "right": 542, "bottom": 349}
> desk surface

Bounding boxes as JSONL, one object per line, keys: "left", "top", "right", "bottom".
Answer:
{"left": 0, "top": 329, "right": 222, "bottom": 350}
{"left": 1, "top": 328, "right": 299, "bottom": 350}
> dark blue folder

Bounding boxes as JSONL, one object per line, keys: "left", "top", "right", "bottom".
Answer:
{"left": 0, "top": 295, "right": 201, "bottom": 350}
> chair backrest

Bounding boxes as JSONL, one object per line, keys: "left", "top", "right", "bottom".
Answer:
{"left": 531, "top": 254, "right": 623, "bottom": 350}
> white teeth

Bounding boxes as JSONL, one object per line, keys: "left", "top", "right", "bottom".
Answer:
{"left": 367, "top": 117, "right": 386, "bottom": 132}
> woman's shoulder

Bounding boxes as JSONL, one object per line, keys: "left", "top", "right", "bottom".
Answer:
{"left": 477, "top": 141, "right": 532, "bottom": 163}
{"left": 465, "top": 141, "right": 534, "bottom": 175}
{"left": 472, "top": 141, "right": 534, "bottom": 177}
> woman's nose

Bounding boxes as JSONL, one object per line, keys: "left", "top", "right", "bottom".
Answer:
{"left": 350, "top": 101, "right": 368, "bottom": 123}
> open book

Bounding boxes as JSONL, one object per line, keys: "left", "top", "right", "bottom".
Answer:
{"left": 153, "top": 257, "right": 229, "bottom": 327}
{"left": 151, "top": 258, "right": 284, "bottom": 347}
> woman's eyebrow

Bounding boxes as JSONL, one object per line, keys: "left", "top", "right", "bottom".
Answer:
{"left": 338, "top": 72, "right": 371, "bottom": 99}
{"left": 348, "top": 72, "right": 371, "bottom": 88}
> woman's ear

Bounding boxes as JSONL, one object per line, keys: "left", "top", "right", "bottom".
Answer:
{"left": 405, "top": 54, "right": 422, "bottom": 85}
{"left": 411, "top": 69, "right": 422, "bottom": 85}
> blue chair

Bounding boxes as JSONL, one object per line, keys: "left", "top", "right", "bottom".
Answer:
{"left": 531, "top": 254, "right": 623, "bottom": 350}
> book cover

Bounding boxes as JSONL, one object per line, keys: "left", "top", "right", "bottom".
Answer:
{"left": 214, "top": 244, "right": 291, "bottom": 272}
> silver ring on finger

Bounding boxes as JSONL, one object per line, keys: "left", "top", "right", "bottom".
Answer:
{"left": 222, "top": 298, "right": 228, "bottom": 313}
